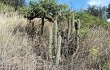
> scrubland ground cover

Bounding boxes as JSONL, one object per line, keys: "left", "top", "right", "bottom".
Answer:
{"left": 0, "top": 1, "right": 110, "bottom": 70}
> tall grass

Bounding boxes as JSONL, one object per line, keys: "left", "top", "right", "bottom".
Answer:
{"left": 0, "top": 13, "right": 38, "bottom": 70}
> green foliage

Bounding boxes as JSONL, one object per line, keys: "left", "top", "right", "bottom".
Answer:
{"left": 89, "top": 46, "right": 99, "bottom": 59}
{"left": 85, "top": 5, "right": 106, "bottom": 19}
{"left": 18, "top": 6, "right": 29, "bottom": 16}
{"left": 0, "top": 2, "right": 14, "bottom": 12}
{"left": 20, "top": 0, "right": 69, "bottom": 35}
{"left": 0, "top": 0, "right": 25, "bottom": 11}
{"left": 106, "top": 4, "right": 110, "bottom": 18}
{"left": 78, "top": 12, "right": 110, "bottom": 28}
{"left": 79, "top": 28, "right": 91, "bottom": 39}
{"left": 23, "top": 0, "right": 69, "bottom": 21}
{"left": 99, "top": 54, "right": 110, "bottom": 70}
{"left": 107, "top": 4, "right": 110, "bottom": 13}
{"left": 0, "top": 0, "right": 25, "bottom": 6}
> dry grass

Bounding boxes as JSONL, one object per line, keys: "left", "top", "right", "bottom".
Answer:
{"left": 0, "top": 12, "right": 110, "bottom": 70}
{"left": 0, "top": 13, "right": 37, "bottom": 70}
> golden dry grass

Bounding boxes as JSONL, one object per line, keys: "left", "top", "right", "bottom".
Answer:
{"left": 0, "top": 13, "right": 38, "bottom": 70}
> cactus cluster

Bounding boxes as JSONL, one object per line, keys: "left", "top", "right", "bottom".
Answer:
{"left": 48, "top": 21, "right": 62, "bottom": 65}
{"left": 67, "top": 12, "right": 75, "bottom": 42}
{"left": 67, "top": 12, "right": 80, "bottom": 51}
{"left": 47, "top": 12, "right": 80, "bottom": 66}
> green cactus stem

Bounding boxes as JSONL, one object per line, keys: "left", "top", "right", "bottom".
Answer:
{"left": 71, "top": 13, "right": 75, "bottom": 34}
{"left": 73, "top": 19, "right": 80, "bottom": 58}
{"left": 54, "top": 21, "right": 58, "bottom": 55}
{"left": 67, "top": 12, "right": 71, "bottom": 42}
{"left": 48, "top": 26, "right": 53, "bottom": 60}
{"left": 55, "top": 35, "right": 62, "bottom": 65}
{"left": 75, "top": 19, "right": 80, "bottom": 30}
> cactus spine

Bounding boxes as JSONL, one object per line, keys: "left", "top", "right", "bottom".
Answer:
{"left": 48, "top": 26, "right": 53, "bottom": 60}
{"left": 55, "top": 35, "right": 62, "bottom": 65}
{"left": 54, "top": 21, "right": 58, "bottom": 55}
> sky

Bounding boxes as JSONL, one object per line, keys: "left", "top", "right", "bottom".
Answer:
{"left": 25, "top": 0, "right": 110, "bottom": 11}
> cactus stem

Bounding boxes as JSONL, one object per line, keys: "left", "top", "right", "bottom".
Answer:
{"left": 54, "top": 21, "right": 58, "bottom": 55}
{"left": 55, "top": 35, "right": 62, "bottom": 65}
{"left": 48, "top": 26, "right": 53, "bottom": 60}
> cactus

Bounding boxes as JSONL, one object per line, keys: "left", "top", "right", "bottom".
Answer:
{"left": 55, "top": 35, "right": 62, "bottom": 65}
{"left": 67, "top": 14, "right": 71, "bottom": 42}
{"left": 75, "top": 19, "right": 80, "bottom": 30}
{"left": 48, "top": 26, "right": 53, "bottom": 60}
{"left": 54, "top": 21, "right": 58, "bottom": 55}
{"left": 74, "top": 19, "right": 80, "bottom": 55}
{"left": 53, "top": 21, "right": 62, "bottom": 65}
{"left": 67, "top": 10, "right": 71, "bottom": 42}
{"left": 71, "top": 13, "right": 75, "bottom": 34}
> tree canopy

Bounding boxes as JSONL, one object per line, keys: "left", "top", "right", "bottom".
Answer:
{"left": 106, "top": 4, "right": 110, "bottom": 19}
{"left": 85, "top": 5, "right": 106, "bottom": 19}
{"left": 0, "top": 0, "right": 25, "bottom": 11}
{"left": 21, "top": 0, "right": 69, "bottom": 35}
{"left": 23, "top": 0, "right": 68, "bottom": 21}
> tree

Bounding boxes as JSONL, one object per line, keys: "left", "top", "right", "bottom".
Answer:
{"left": 106, "top": 4, "right": 110, "bottom": 19}
{"left": 24, "top": 0, "right": 68, "bottom": 35}
{"left": 0, "top": 0, "right": 25, "bottom": 11}
{"left": 85, "top": 5, "right": 106, "bottom": 19}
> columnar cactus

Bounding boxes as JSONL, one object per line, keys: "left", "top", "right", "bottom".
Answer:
{"left": 74, "top": 19, "right": 80, "bottom": 53}
{"left": 75, "top": 19, "right": 80, "bottom": 30}
{"left": 54, "top": 21, "right": 58, "bottom": 55}
{"left": 48, "top": 26, "right": 53, "bottom": 60}
{"left": 67, "top": 12, "right": 71, "bottom": 42}
{"left": 55, "top": 35, "right": 62, "bottom": 65}
{"left": 71, "top": 13, "right": 75, "bottom": 34}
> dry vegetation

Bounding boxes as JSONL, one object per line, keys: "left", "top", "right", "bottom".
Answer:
{"left": 0, "top": 12, "right": 110, "bottom": 70}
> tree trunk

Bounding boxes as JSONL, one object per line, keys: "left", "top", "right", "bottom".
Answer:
{"left": 41, "top": 17, "right": 44, "bottom": 35}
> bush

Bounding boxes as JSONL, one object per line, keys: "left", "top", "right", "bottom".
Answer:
{"left": 78, "top": 12, "right": 110, "bottom": 28}
{"left": 0, "top": 3, "right": 14, "bottom": 12}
